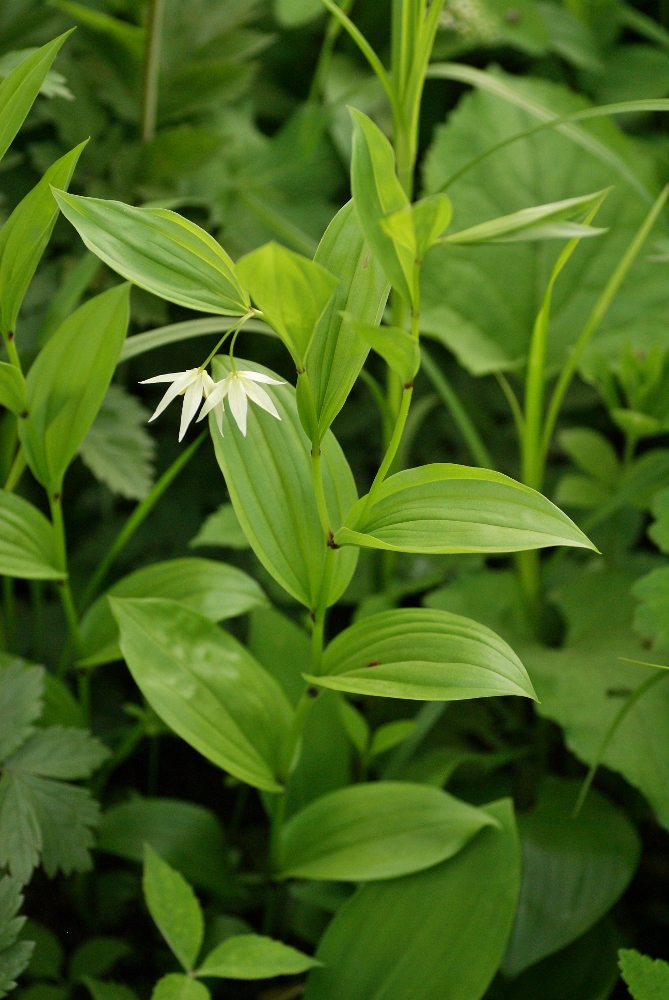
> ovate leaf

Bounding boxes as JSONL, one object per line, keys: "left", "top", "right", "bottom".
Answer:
{"left": 53, "top": 192, "right": 249, "bottom": 317}
{"left": 0, "top": 493, "right": 64, "bottom": 580}
{"left": 111, "top": 598, "right": 293, "bottom": 793}
{"left": 79, "top": 385, "right": 156, "bottom": 501}
{"left": 279, "top": 781, "right": 496, "bottom": 881}
{"left": 310, "top": 607, "right": 535, "bottom": 701}
{"left": 189, "top": 504, "right": 249, "bottom": 550}
{"left": 151, "top": 975, "right": 208, "bottom": 1000}
{"left": 143, "top": 845, "right": 203, "bottom": 972}
{"left": 197, "top": 935, "right": 320, "bottom": 979}
{"left": 20, "top": 284, "right": 130, "bottom": 493}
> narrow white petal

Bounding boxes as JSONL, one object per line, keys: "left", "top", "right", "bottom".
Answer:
{"left": 141, "top": 369, "right": 196, "bottom": 385}
{"left": 227, "top": 375, "right": 248, "bottom": 435}
{"left": 241, "top": 378, "right": 281, "bottom": 420}
{"left": 202, "top": 371, "right": 216, "bottom": 394}
{"left": 213, "top": 402, "right": 224, "bottom": 436}
{"left": 178, "top": 378, "right": 204, "bottom": 441}
{"left": 197, "top": 377, "right": 231, "bottom": 421}
{"left": 237, "top": 370, "right": 285, "bottom": 385}
{"left": 148, "top": 371, "right": 199, "bottom": 423}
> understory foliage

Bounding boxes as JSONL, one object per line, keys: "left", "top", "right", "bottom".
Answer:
{"left": 4, "top": 0, "right": 669, "bottom": 998}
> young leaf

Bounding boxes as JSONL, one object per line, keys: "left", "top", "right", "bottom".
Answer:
{"left": 0, "top": 142, "right": 86, "bottom": 338}
{"left": 151, "top": 975, "right": 208, "bottom": 1000}
{"left": 79, "top": 385, "right": 156, "bottom": 501}
{"left": 52, "top": 192, "right": 249, "bottom": 317}
{"left": 349, "top": 109, "right": 414, "bottom": 304}
{"left": 443, "top": 191, "right": 607, "bottom": 244}
{"left": 79, "top": 557, "right": 266, "bottom": 667}
{"left": 618, "top": 949, "right": 669, "bottom": 1000}
{"left": 0, "top": 364, "right": 26, "bottom": 417}
{"left": 347, "top": 319, "right": 420, "bottom": 385}
{"left": 309, "top": 608, "right": 535, "bottom": 701}
{"left": 196, "top": 935, "right": 321, "bottom": 979}
{"left": 336, "top": 464, "right": 596, "bottom": 554}
{"left": 210, "top": 357, "right": 358, "bottom": 609}
{"left": 189, "top": 504, "right": 249, "bottom": 550}
{"left": 335, "top": 698, "right": 370, "bottom": 755}
{"left": 307, "top": 201, "right": 389, "bottom": 437}
{"left": 19, "top": 284, "right": 130, "bottom": 493}
{"left": 0, "top": 493, "right": 64, "bottom": 580}
{"left": 0, "top": 34, "right": 72, "bottom": 164}
{"left": 279, "top": 781, "right": 496, "bottom": 881}
{"left": 303, "top": 799, "right": 520, "bottom": 1000}
{"left": 236, "top": 242, "right": 338, "bottom": 369}
{"left": 143, "top": 845, "right": 204, "bottom": 972}
{"left": 369, "top": 720, "right": 416, "bottom": 758}
{"left": 380, "top": 195, "right": 453, "bottom": 260}
{"left": 111, "top": 598, "right": 293, "bottom": 792}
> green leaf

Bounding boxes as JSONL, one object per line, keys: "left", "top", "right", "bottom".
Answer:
{"left": 236, "top": 242, "right": 338, "bottom": 369}
{"left": 0, "top": 364, "right": 26, "bottom": 417}
{"left": 20, "top": 284, "right": 130, "bottom": 493}
{"left": 335, "top": 698, "right": 370, "bottom": 755}
{"left": 248, "top": 607, "right": 310, "bottom": 707}
{"left": 0, "top": 661, "right": 43, "bottom": 761}
{"left": 197, "top": 934, "right": 320, "bottom": 979}
{"left": 49, "top": 1, "right": 145, "bottom": 58}
{"left": 310, "top": 606, "right": 535, "bottom": 701}
{"left": 274, "top": 0, "right": 324, "bottom": 27}
{"left": 143, "top": 844, "right": 203, "bottom": 972}
{"left": 279, "top": 781, "right": 496, "bottom": 881}
{"left": 349, "top": 109, "right": 414, "bottom": 304}
{"left": 307, "top": 201, "right": 389, "bottom": 437}
{"left": 502, "top": 776, "right": 640, "bottom": 976}
{"left": 0, "top": 34, "right": 71, "bottom": 165}
{"left": 380, "top": 195, "right": 454, "bottom": 260}
{"left": 210, "top": 356, "right": 358, "bottom": 609}
{"left": 52, "top": 192, "right": 249, "bottom": 317}
{"left": 40, "top": 674, "right": 83, "bottom": 729}
{"left": 0, "top": 876, "right": 33, "bottom": 997}
{"left": 189, "top": 504, "right": 249, "bottom": 550}
{"left": 558, "top": 428, "right": 621, "bottom": 488}
{"left": 303, "top": 799, "right": 519, "bottom": 1000}
{"left": 79, "top": 558, "right": 266, "bottom": 668}
{"left": 634, "top": 566, "right": 669, "bottom": 650}
{"left": 619, "top": 949, "right": 669, "bottom": 1000}
{"left": 21, "top": 919, "right": 63, "bottom": 979}
{"left": 347, "top": 319, "right": 420, "bottom": 386}
{"left": 649, "top": 487, "right": 669, "bottom": 554}
{"left": 150, "top": 975, "right": 208, "bottom": 1000}
{"left": 82, "top": 978, "right": 139, "bottom": 1000}
{"left": 335, "top": 464, "right": 596, "bottom": 554}
{"left": 0, "top": 142, "right": 85, "bottom": 337}
{"left": 111, "top": 598, "right": 292, "bottom": 793}
{"left": 0, "top": 493, "right": 64, "bottom": 581}
{"left": 6, "top": 727, "right": 108, "bottom": 780}
{"left": 285, "top": 691, "right": 352, "bottom": 819}
{"left": 369, "top": 720, "right": 416, "bottom": 758}
{"left": 79, "top": 385, "right": 156, "bottom": 501}
{"left": 443, "top": 191, "right": 607, "bottom": 245}
{"left": 69, "top": 939, "right": 130, "bottom": 982}
{"left": 98, "top": 797, "right": 230, "bottom": 899}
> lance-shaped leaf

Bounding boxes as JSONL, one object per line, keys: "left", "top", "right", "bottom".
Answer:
{"left": 196, "top": 936, "right": 320, "bottom": 979}
{"left": 236, "top": 242, "right": 338, "bottom": 370}
{"left": 335, "top": 464, "right": 596, "bottom": 554}
{"left": 308, "top": 607, "right": 535, "bottom": 701}
{"left": 307, "top": 201, "right": 389, "bottom": 437}
{"left": 279, "top": 781, "right": 497, "bottom": 881}
{"left": 143, "top": 845, "right": 203, "bottom": 973}
{"left": 0, "top": 363, "right": 26, "bottom": 417}
{"left": 79, "top": 558, "right": 266, "bottom": 668}
{"left": 111, "top": 598, "right": 293, "bottom": 793}
{"left": 52, "top": 192, "right": 249, "bottom": 317}
{"left": 210, "top": 357, "right": 358, "bottom": 609}
{"left": 443, "top": 190, "right": 608, "bottom": 245}
{"left": 349, "top": 109, "right": 414, "bottom": 305}
{"left": 0, "top": 141, "right": 86, "bottom": 337}
{"left": 0, "top": 492, "right": 65, "bottom": 580}
{"left": 380, "top": 194, "right": 453, "bottom": 260}
{"left": 348, "top": 318, "right": 420, "bottom": 386}
{"left": 19, "top": 284, "right": 130, "bottom": 493}
{"left": 0, "top": 33, "right": 72, "bottom": 164}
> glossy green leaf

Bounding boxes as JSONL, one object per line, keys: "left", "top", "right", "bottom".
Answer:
{"left": 52, "top": 192, "right": 249, "bottom": 317}
{"left": 0, "top": 363, "right": 26, "bottom": 417}
{"left": 111, "top": 598, "right": 292, "bottom": 793}
{"left": 197, "top": 935, "right": 320, "bottom": 979}
{"left": 0, "top": 492, "right": 64, "bottom": 580}
{"left": 502, "top": 777, "right": 640, "bottom": 976}
{"left": 98, "top": 797, "right": 230, "bottom": 898}
{"left": 236, "top": 241, "right": 338, "bottom": 368}
{"left": 79, "top": 558, "right": 266, "bottom": 667}
{"left": 210, "top": 357, "right": 358, "bottom": 609}
{"left": 143, "top": 845, "right": 203, "bottom": 971}
{"left": 335, "top": 464, "right": 595, "bottom": 554}
{"left": 0, "top": 142, "right": 85, "bottom": 337}
{"left": 280, "top": 781, "right": 496, "bottom": 881}
{"left": 189, "top": 504, "right": 249, "bottom": 550}
{"left": 19, "top": 284, "right": 130, "bottom": 492}
{"left": 444, "top": 191, "right": 607, "bottom": 245}
{"left": 303, "top": 799, "right": 519, "bottom": 1000}
{"left": 619, "top": 949, "right": 669, "bottom": 1000}
{"left": 348, "top": 319, "right": 420, "bottom": 386}
{"left": 307, "top": 201, "right": 389, "bottom": 437}
{"left": 310, "top": 607, "right": 535, "bottom": 701}
{"left": 349, "top": 109, "right": 414, "bottom": 304}
{"left": 0, "top": 34, "right": 71, "bottom": 165}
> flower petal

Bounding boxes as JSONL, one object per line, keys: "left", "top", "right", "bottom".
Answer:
{"left": 197, "top": 376, "right": 231, "bottom": 421}
{"left": 237, "top": 370, "right": 285, "bottom": 385}
{"left": 178, "top": 377, "right": 205, "bottom": 442}
{"left": 212, "top": 402, "right": 224, "bottom": 436}
{"left": 141, "top": 369, "right": 197, "bottom": 385}
{"left": 148, "top": 371, "right": 199, "bottom": 422}
{"left": 227, "top": 375, "right": 248, "bottom": 435}
{"left": 241, "top": 377, "right": 281, "bottom": 420}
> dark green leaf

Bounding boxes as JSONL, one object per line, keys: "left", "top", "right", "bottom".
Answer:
{"left": 0, "top": 661, "right": 43, "bottom": 761}
{"left": 79, "top": 385, "right": 156, "bottom": 502}
{"left": 69, "top": 939, "right": 131, "bottom": 982}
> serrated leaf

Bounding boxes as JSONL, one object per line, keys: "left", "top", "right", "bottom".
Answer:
{"left": 79, "top": 385, "right": 156, "bottom": 501}
{"left": 143, "top": 845, "right": 203, "bottom": 972}
{"left": 618, "top": 948, "right": 669, "bottom": 1000}
{"left": 24, "top": 774, "right": 100, "bottom": 878}
{"left": 0, "top": 940, "right": 34, "bottom": 998}
{"left": 0, "top": 662, "right": 43, "bottom": 761}
{"left": 0, "top": 774, "right": 41, "bottom": 883}
{"left": 197, "top": 934, "right": 321, "bottom": 979}
{"left": 6, "top": 728, "right": 109, "bottom": 780}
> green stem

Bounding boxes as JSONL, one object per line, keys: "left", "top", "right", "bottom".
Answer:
{"left": 50, "top": 491, "right": 86, "bottom": 713}
{"left": 363, "top": 385, "right": 412, "bottom": 514}
{"left": 81, "top": 431, "right": 206, "bottom": 610}
{"left": 311, "top": 446, "right": 332, "bottom": 539}
{"left": 2, "top": 332, "right": 22, "bottom": 372}
{"left": 141, "top": 0, "right": 166, "bottom": 143}
{"left": 421, "top": 346, "right": 494, "bottom": 468}
{"left": 4, "top": 446, "right": 26, "bottom": 492}
{"left": 317, "top": 0, "right": 396, "bottom": 108}
{"left": 311, "top": 545, "right": 336, "bottom": 676}
{"left": 308, "top": 0, "right": 355, "bottom": 101}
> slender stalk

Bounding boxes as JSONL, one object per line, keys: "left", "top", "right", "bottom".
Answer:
{"left": 4, "top": 446, "right": 26, "bottom": 492}
{"left": 81, "top": 431, "right": 206, "bottom": 610}
{"left": 496, "top": 372, "right": 525, "bottom": 442}
{"left": 311, "top": 447, "right": 332, "bottom": 539}
{"left": 421, "top": 346, "right": 493, "bottom": 468}
{"left": 50, "top": 491, "right": 86, "bottom": 714}
{"left": 308, "top": 0, "right": 356, "bottom": 101}
{"left": 317, "top": 0, "right": 396, "bottom": 108}
{"left": 2, "top": 332, "right": 22, "bottom": 372}
{"left": 141, "top": 0, "right": 166, "bottom": 144}
{"left": 365, "top": 386, "right": 412, "bottom": 507}
{"left": 311, "top": 545, "right": 336, "bottom": 676}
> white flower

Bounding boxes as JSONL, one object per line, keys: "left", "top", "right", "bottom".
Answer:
{"left": 198, "top": 370, "right": 284, "bottom": 436}
{"left": 141, "top": 368, "right": 212, "bottom": 442}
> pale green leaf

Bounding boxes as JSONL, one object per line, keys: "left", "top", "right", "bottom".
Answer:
{"left": 369, "top": 720, "right": 416, "bottom": 758}
{"left": 0, "top": 493, "right": 64, "bottom": 581}
{"left": 347, "top": 319, "right": 420, "bottom": 386}
{"left": 0, "top": 364, "right": 26, "bottom": 417}
{"left": 197, "top": 934, "right": 320, "bottom": 979}
{"left": 335, "top": 698, "right": 369, "bottom": 755}
{"left": 443, "top": 191, "right": 607, "bottom": 245}
{"left": 143, "top": 845, "right": 203, "bottom": 972}
{"left": 189, "top": 504, "right": 249, "bottom": 550}
{"left": 0, "top": 876, "right": 33, "bottom": 997}
{"left": 151, "top": 974, "right": 208, "bottom": 1000}
{"left": 619, "top": 949, "right": 669, "bottom": 1000}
